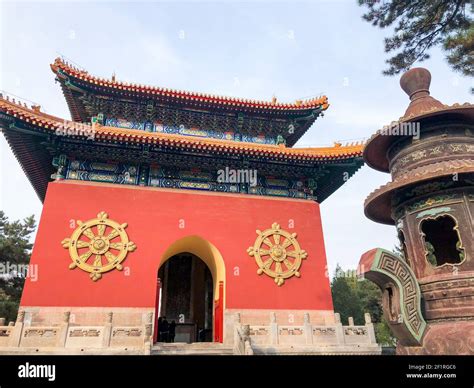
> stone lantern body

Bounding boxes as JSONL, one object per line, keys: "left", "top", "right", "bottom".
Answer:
{"left": 359, "top": 68, "right": 473, "bottom": 354}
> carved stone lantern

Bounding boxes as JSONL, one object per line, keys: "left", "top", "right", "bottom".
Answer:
{"left": 359, "top": 68, "right": 474, "bottom": 354}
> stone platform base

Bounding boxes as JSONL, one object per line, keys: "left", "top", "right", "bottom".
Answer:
{"left": 0, "top": 347, "right": 144, "bottom": 355}
{"left": 0, "top": 343, "right": 380, "bottom": 356}
{"left": 0, "top": 307, "right": 381, "bottom": 355}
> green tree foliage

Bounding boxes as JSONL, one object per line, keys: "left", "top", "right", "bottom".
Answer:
{"left": 0, "top": 211, "right": 36, "bottom": 322}
{"left": 331, "top": 266, "right": 364, "bottom": 324}
{"left": 331, "top": 264, "right": 396, "bottom": 346}
{"left": 375, "top": 319, "right": 397, "bottom": 347}
{"left": 444, "top": 23, "right": 474, "bottom": 76}
{"left": 358, "top": 0, "right": 473, "bottom": 77}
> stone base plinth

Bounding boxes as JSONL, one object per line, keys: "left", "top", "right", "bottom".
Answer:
{"left": 397, "top": 321, "right": 474, "bottom": 355}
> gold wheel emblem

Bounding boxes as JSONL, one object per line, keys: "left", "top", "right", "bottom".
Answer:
{"left": 61, "top": 211, "right": 136, "bottom": 281}
{"left": 247, "top": 222, "right": 307, "bottom": 286}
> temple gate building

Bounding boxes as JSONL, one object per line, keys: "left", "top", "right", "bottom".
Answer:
{"left": 0, "top": 58, "right": 379, "bottom": 354}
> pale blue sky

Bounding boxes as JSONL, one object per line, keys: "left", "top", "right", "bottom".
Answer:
{"left": 1, "top": 1, "right": 472, "bottom": 276}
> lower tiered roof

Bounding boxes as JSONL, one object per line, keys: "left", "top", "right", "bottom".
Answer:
{"left": 1, "top": 95, "right": 363, "bottom": 202}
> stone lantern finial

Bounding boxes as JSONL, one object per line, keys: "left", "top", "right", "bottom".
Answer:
{"left": 400, "top": 67, "right": 431, "bottom": 100}
{"left": 399, "top": 67, "right": 443, "bottom": 118}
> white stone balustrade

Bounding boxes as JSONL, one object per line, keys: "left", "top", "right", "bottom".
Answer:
{"left": 232, "top": 311, "right": 381, "bottom": 355}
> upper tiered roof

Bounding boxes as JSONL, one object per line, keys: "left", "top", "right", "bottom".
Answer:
{"left": 51, "top": 57, "right": 328, "bottom": 114}
{"left": 50, "top": 57, "right": 329, "bottom": 146}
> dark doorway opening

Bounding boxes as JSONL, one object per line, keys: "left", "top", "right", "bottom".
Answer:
{"left": 157, "top": 253, "right": 213, "bottom": 343}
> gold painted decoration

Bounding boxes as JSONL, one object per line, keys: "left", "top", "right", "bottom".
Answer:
{"left": 61, "top": 211, "right": 136, "bottom": 281}
{"left": 247, "top": 222, "right": 307, "bottom": 286}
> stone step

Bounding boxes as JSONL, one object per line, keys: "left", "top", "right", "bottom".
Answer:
{"left": 151, "top": 342, "right": 234, "bottom": 355}
{"left": 152, "top": 349, "right": 234, "bottom": 355}
{"left": 155, "top": 342, "right": 227, "bottom": 348}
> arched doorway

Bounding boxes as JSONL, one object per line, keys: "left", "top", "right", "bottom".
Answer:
{"left": 154, "top": 236, "right": 225, "bottom": 343}
{"left": 158, "top": 253, "right": 213, "bottom": 342}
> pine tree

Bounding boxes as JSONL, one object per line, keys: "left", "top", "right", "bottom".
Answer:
{"left": 359, "top": 0, "right": 473, "bottom": 78}
{"left": 0, "top": 211, "right": 36, "bottom": 322}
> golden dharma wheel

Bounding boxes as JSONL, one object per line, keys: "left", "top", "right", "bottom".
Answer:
{"left": 61, "top": 211, "right": 136, "bottom": 281}
{"left": 247, "top": 222, "right": 307, "bottom": 286}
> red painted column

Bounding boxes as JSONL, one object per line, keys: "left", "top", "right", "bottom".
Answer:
{"left": 214, "top": 281, "right": 224, "bottom": 343}
{"left": 153, "top": 278, "right": 161, "bottom": 343}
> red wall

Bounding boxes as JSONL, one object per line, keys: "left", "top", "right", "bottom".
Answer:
{"left": 21, "top": 181, "right": 333, "bottom": 311}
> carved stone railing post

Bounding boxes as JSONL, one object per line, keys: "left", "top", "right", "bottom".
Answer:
{"left": 304, "top": 313, "right": 313, "bottom": 345}
{"left": 57, "top": 311, "right": 70, "bottom": 347}
{"left": 334, "top": 313, "right": 345, "bottom": 345}
{"left": 365, "top": 313, "right": 377, "bottom": 344}
{"left": 270, "top": 312, "right": 278, "bottom": 345}
{"left": 242, "top": 325, "right": 253, "bottom": 355}
{"left": 102, "top": 312, "right": 113, "bottom": 348}
{"left": 232, "top": 313, "right": 249, "bottom": 355}
{"left": 143, "top": 312, "right": 153, "bottom": 355}
{"left": 143, "top": 324, "right": 152, "bottom": 355}
{"left": 348, "top": 316, "right": 354, "bottom": 326}
{"left": 233, "top": 313, "right": 242, "bottom": 347}
{"left": 10, "top": 310, "right": 25, "bottom": 347}
{"left": 233, "top": 323, "right": 253, "bottom": 355}
{"left": 0, "top": 318, "right": 5, "bottom": 326}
